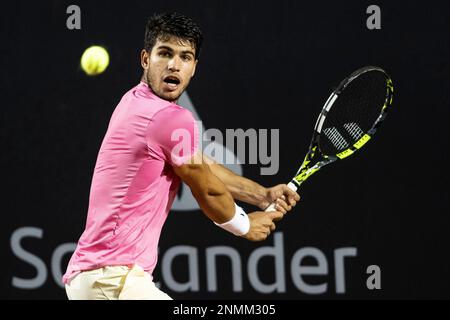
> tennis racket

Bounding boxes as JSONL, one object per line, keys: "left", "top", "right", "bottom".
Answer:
{"left": 265, "top": 66, "right": 394, "bottom": 212}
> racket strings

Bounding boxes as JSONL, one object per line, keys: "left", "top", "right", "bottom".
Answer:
{"left": 319, "top": 70, "right": 388, "bottom": 156}
{"left": 343, "top": 122, "right": 364, "bottom": 140}
{"left": 323, "top": 127, "right": 349, "bottom": 150}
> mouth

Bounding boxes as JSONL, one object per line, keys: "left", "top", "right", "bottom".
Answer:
{"left": 163, "top": 75, "right": 181, "bottom": 91}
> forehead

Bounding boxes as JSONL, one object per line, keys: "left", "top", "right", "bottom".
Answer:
{"left": 154, "top": 36, "right": 196, "bottom": 53}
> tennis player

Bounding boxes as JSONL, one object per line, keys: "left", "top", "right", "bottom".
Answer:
{"left": 63, "top": 12, "right": 300, "bottom": 300}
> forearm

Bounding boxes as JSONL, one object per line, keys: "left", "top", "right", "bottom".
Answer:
{"left": 176, "top": 161, "right": 236, "bottom": 224}
{"left": 192, "top": 174, "right": 235, "bottom": 224}
{"left": 208, "top": 162, "right": 267, "bottom": 208}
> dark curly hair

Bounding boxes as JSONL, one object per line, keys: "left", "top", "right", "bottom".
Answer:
{"left": 144, "top": 12, "right": 203, "bottom": 59}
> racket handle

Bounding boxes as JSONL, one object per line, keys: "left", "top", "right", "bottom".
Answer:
{"left": 287, "top": 181, "right": 298, "bottom": 192}
{"left": 264, "top": 182, "right": 298, "bottom": 212}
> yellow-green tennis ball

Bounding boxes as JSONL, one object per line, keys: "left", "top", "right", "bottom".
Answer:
{"left": 80, "top": 46, "right": 109, "bottom": 76}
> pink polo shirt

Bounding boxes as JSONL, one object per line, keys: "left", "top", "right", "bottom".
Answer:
{"left": 63, "top": 82, "right": 199, "bottom": 283}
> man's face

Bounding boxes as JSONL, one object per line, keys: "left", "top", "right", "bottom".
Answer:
{"left": 141, "top": 36, "right": 198, "bottom": 102}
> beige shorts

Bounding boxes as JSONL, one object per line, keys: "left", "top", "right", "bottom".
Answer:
{"left": 65, "top": 265, "right": 172, "bottom": 300}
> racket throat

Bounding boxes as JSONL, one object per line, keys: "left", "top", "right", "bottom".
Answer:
{"left": 293, "top": 165, "right": 321, "bottom": 186}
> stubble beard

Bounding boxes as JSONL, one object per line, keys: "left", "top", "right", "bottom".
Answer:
{"left": 145, "top": 70, "right": 184, "bottom": 102}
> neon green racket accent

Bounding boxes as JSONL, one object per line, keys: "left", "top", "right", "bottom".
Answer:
{"left": 353, "top": 134, "right": 371, "bottom": 149}
{"left": 336, "top": 148, "right": 354, "bottom": 159}
{"left": 294, "top": 166, "right": 321, "bottom": 184}
{"left": 384, "top": 78, "right": 394, "bottom": 110}
{"left": 292, "top": 146, "right": 321, "bottom": 184}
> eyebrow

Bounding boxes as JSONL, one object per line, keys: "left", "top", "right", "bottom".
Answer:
{"left": 156, "top": 46, "right": 195, "bottom": 57}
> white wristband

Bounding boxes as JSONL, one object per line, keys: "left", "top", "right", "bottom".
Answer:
{"left": 214, "top": 203, "right": 250, "bottom": 236}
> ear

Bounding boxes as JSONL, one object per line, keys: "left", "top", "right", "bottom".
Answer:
{"left": 191, "top": 59, "right": 198, "bottom": 78}
{"left": 141, "top": 49, "right": 149, "bottom": 69}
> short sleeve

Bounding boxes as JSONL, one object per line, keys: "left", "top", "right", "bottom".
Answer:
{"left": 146, "top": 106, "right": 200, "bottom": 167}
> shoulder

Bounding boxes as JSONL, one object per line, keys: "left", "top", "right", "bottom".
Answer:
{"left": 151, "top": 104, "right": 196, "bottom": 125}
{"left": 146, "top": 103, "right": 198, "bottom": 140}
{"left": 146, "top": 104, "right": 200, "bottom": 166}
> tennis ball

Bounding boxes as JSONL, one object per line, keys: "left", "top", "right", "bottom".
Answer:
{"left": 80, "top": 45, "right": 109, "bottom": 76}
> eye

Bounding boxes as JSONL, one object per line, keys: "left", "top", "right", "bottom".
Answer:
{"left": 159, "top": 51, "right": 171, "bottom": 58}
{"left": 181, "top": 54, "right": 193, "bottom": 62}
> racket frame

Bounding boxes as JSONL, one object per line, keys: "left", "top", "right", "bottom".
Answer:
{"left": 290, "top": 66, "right": 394, "bottom": 190}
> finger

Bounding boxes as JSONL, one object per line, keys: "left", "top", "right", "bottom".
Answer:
{"left": 273, "top": 201, "right": 287, "bottom": 214}
{"left": 276, "top": 198, "right": 291, "bottom": 213}
{"left": 283, "top": 186, "right": 301, "bottom": 202}
{"left": 286, "top": 194, "right": 299, "bottom": 206}
{"left": 270, "top": 222, "right": 276, "bottom": 231}
{"left": 270, "top": 211, "right": 284, "bottom": 222}
{"left": 259, "top": 228, "right": 269, "bottom": 239}
{"left": 273, "top": 187, "right": 284, "bottom": 199}
{"left": 275, "top": 205, "right": 286, "bottom": 214}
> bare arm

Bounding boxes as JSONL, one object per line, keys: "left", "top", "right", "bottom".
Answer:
{"left": 173, "top": 152, "right": 284, "bottom": 241}
{"left": 202, "top": 156, "right": 268, "bottom": 208}
{"left": 173, "top": 152, "right": 235, "bottom": 224}
{"left": 203, "top": 155, "right": 300, "bottom": 211}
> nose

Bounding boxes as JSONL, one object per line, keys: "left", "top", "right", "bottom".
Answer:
{"left": 167, "top": 56, "right": 181, "bottom": 72}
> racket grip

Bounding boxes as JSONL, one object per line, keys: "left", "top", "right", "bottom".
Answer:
{"left": 287, "top": 181, "right": 298, "bottom": 192}
{"left": 264, "top": 182, "right": 298, "bottom": 212}
{"left": 264, "top": 203, "right": 277, "bottom": 212}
